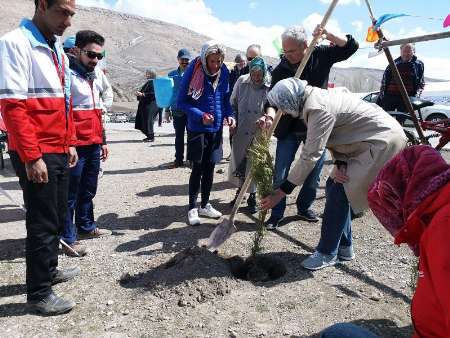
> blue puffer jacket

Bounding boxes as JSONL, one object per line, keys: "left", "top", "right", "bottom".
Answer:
{"left": 177, "top": 59, "right": 233, "bottom": 133}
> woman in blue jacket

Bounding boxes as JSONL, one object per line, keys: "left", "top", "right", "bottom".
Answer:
{"left": 177, "top": 41, "right": 235, "bottom": 225}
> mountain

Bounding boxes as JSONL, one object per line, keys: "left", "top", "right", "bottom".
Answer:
{"left": 0, "top": 0, "right": 441, "bottom": 102}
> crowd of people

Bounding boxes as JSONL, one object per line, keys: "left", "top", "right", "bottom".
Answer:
{"left": 0, "top": 1, "right": 448, "bottom": 336}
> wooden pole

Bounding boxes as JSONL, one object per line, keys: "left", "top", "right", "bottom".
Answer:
{"left": 364, "top": 0, "right": 428, "bottom": 144}
{"left": 381, "top": 31, "right": 450, "bottom": 48}
{"left": 207, "top": 0, "right": 341, "bottom": 248}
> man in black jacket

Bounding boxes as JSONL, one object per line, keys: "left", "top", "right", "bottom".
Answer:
{"left": 265, "top": 25, "right": 359, "bottom": 229}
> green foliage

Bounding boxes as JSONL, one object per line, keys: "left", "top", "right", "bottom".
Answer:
{"left": 248, "top": 129, "right": 274, "bottom": 257}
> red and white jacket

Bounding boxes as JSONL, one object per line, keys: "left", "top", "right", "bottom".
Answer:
{"left": 70, "top": 66, "right": 104, "bottom": 146}
{"left": 0, "top": 19, "right": 75, "bottom": 163}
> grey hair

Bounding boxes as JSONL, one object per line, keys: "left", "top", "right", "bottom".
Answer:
{"left": 400, "top": 43, "right": 415, "bottom": 52}
{"left": 145, "top": 68, "right": 157, "bottom": 79}
{"left": 281, "top": 26, "right": 308, "bottom": 45}
{"left": 246, "top": 44, "right": 261, "bottom": 54}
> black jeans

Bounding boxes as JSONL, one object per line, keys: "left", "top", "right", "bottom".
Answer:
{"left": 10, "top": 152, "right": 69, "bottom": 301}
{"left": 187, "top": 132, "right": 222, "bottom": 210}
{"left": 173, "top": 113, "right": 187, "bottom": 162}
{"left": 189, "top": 160, "right": 215, "bottom": 210}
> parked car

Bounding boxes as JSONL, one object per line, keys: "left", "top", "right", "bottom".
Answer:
{"left": 114, "top": 112, "right": 128, "bottom": 123}
{"left": 361, "top": 91, "right": 450, "bottom": 122}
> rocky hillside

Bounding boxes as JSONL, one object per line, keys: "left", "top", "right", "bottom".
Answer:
{"left": 0, "top": 0, "right": 437, "bottom": 102}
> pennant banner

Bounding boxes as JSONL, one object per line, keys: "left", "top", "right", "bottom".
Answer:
{"left": 375, "top": 13, "right": 409, "bottom": 28}
{"left": 444, "top": 14, "right": 450, "bottom": 28}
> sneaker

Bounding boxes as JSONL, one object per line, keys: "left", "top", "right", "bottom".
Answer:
{"left": 297, "top": 209, "right": 320, "bottom": 222}
{"left": 52, "top": 266, "right": 81, "bottom": 285}
{"left": 198, "top": 203, "right": 222, "bottom": 219}
{"left": 265, "top": 216, "right": 282, "bottom": 230}
{"left": 27, "top": 293, "right": 75, "bottom": 316}
{"left": 62, "top": 242, "right": 87, "bottom": 257}
{"left": 78, "top": 228, "right": 112, "bottom": 240}
{"left": 301, "top": 251, "right": 337, "bottom": 271}
{"left": 337, "top": 245, "right": 355, "bottom": 261}
{"left": 188, "top": 208, "right": 200, "bottom": 225}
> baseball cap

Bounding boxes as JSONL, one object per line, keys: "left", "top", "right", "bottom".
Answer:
{"left": 177, "top": 48, "right": 191, "bottom": 60}
{"left": 63, "top": 36, "right": 76, "bottom": 49}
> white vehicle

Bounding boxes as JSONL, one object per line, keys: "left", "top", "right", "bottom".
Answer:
{"left": 360, "top": 91, "right": 450, "bottom": 122}
{"left": 114, "top": 112, "right": 128, "bottom": 123}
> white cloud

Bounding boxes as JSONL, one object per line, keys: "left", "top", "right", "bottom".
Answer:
{"left": 351, "top": 20, "right": 363, "bottom": 32}
{"left": 77, "top": 0, "right": 449, "bottom": 79}
{"left": 249, "top": 1, "right": 258, "bottom": 9}
{"left": 78, "top": 0, "right": 284, "bottom": 56}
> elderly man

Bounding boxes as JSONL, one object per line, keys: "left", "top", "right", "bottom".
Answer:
{"left": 377, "top": 43, "right": 425, "bottom": 113}
{"left": 0, "top": 0, "right": 79, "bottom": 315}
{"left": 265, "top": 25, "right": 359, "bottom": 229}
{"left": 260, "top": 78, "right": 406, "bottom": 270}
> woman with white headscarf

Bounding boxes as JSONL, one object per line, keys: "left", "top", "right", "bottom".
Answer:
{"left": 228, "top": 56, "right": 271, "bottom": 213}
{"left": 260, "top": 78, "right": 406, "bottom": 270}
{"left": 178, "top": 41, "right": 235, "bottom": 226}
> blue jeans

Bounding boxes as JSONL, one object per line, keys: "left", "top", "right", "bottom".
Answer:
{"left": 62, "top": 144, "right": 101, "bottom": 244}
{"left": 321, "top": 323, "right": 379, "bottom": 338}
{"left": 173, "top": 112, "right": 187, "bottom": 162}
{"left": 317, "top": 178, "right": 352, "bottom": 256}
{"left": 271, "top": 133, "right": 325, "bottom": 219}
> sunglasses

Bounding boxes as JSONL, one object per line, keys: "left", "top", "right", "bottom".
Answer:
{"left": 247, "top": 56, "right": 255, "bottom": 62}
{"left": 81, "top": 50, "right": 104, "bottom": 60}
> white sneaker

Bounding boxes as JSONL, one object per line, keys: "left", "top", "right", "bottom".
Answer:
{"left": 198, "top": 203, "right": 222, "bottom": 219}
{"left": 188, "top": 208, "right": 200, "bottom": 225}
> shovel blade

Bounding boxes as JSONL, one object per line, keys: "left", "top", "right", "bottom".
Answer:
{"left": 206, "top": 218, "right": 236, "bottom": 250}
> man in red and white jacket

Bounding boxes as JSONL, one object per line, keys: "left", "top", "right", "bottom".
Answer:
{"left": 0, "top": 0, "right": 79, "bottom": 315}
{"left": 61, "top": 30, "right": 111, "bottom": 254}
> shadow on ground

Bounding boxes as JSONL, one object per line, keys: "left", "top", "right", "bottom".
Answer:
{"left": 305, "top": 318, "right": 413, "bottom": 338}
{"left": 0, "top": 206, "right": 25, "bottom": 224}
{"left": 137, "top": 180, "right": 234, "bottom": 198}
{"left": 0, "top": 238, "right": 25, "bottom": 261}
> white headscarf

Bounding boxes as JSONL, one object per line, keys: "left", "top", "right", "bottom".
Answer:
{"left": 267, "top": 78, "right": 307, "bottom": 117}
{"left": 200, "top": 41, "right": 226, "bottom": 77}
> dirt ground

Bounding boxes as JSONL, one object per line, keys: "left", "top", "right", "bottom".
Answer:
{"left": 1, "top": 124, "right": 446, "bottom": 337}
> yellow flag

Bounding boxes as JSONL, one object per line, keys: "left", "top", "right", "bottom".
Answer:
{"left": 365, "top": 26, "right": 379, "bottom": 42}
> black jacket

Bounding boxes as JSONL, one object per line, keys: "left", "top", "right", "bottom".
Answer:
{"left": 270, "top": 34, "right": 359, "bottom": 139}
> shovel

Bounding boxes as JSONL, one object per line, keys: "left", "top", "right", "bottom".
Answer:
{"left": 206, "top": 0, "right": 340, "bottom": 250}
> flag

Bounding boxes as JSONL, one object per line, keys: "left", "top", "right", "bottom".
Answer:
{"left": 366, "top": 26, "right": 379, "bottom": 42}
{"left": 444, "top": 14, "right": 450, "bottom": 28}
{"left": 374, "top": 13, "right": 408, "bottom": 28}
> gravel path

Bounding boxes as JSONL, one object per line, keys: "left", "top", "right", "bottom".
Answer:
{"left": 1, "top": 123, "right": 446, "bottom": 337}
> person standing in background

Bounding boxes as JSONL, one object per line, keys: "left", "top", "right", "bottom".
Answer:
{"left": 168, "top": 48, "right": 191, "bottom": 168}
{"left": 377, "top": 43, "right": 425, "bottom": 114}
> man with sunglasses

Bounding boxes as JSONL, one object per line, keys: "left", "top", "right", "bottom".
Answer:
{"left": 0, "top": 0, "right": 79, "bottom": 315}
{"left": 61, "top": 30, "right": 111, "bottom": 257}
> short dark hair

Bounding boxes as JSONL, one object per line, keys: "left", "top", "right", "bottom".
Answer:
{"left": 35, "top": 0, "right": 57, "bottom": 8}
{"left": 75, "top": 30, "right": 105, "bottom": 49}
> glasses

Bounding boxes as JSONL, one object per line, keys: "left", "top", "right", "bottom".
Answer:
{"left": 81, "top": 50, "right": 104, "bottom": 60}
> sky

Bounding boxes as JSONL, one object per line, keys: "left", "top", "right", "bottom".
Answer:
{"left": 77, "top": 0, "right": 450, "bottom": 80}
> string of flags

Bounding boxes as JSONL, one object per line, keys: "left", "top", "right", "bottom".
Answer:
{"left": 366, "top": 13, "right": 450, "bottom": 42}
